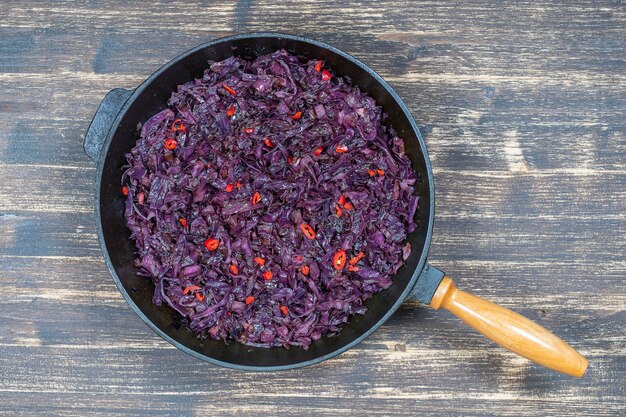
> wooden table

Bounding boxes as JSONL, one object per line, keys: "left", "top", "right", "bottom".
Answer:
{"left": 1, "top": 1, "right": 624, "bottom": 416}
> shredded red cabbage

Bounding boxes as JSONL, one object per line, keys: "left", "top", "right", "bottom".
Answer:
{"left": 122, "top": 50, "right": 418, "bottom": 348}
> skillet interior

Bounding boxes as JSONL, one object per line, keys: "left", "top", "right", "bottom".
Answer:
{"left": 97, "top": 34, "right": 433, "bottom": 369}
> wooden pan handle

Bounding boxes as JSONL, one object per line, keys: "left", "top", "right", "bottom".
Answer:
{"left": 430, "top": 276, "right": 588, "bottom": 377}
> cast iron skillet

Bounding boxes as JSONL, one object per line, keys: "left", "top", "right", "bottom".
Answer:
{"left": 84, "top": 33, "right": 587, "bottom": 377}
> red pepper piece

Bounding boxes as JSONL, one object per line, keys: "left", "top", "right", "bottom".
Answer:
{"left": 343, "top": 202, "right": 354, "bottom": 210}
{"left": 301, "top": 265, "right": 310, "bottom": 276}
{"left": 171, "top": 119, "right": 186, "bottom": 133}
{"left": 164, "top": 138, "right": 177, "bottom": 150}
{"left": 245, "top": 296, "right": 254, "bottom": 305}
{"left": 338, "top": 195, "right": 346, "bottom": 205}
{"left": 333, "top": 250, "right": 347, "bottom": 270}
{"left": 291, "top": 111, "right": 302, "bottom": 120}
{"left": 230, "top": 264, "right": 239, "bottom": 275}
{"left": 299, "top": 223, "right": 316, "bottom": 240}
{"left": 349, "top": 251, "right": 365, "bottom": 266}
{"left": 179, "top": 218, "right": 187, "bottom": 228}
{"left": 313, "top": 146, "right": 323, "bottom": 156}
{"left": 236, "top": 181, "right": 242, "bottom": 189}
{"left": 263, "top": 137, "right": 274, "bottom": 147}
{"left": 121, "top": 186, "right": 128, "bottom": 196}
{"left": 263, "top": 271, "right": 273, "bottom": 280}
{"left": 335, "top": 204, "right": 343, "bottom": 217}
{"left": 203, "top": 238, "right": 219, "bottom": 251}
{"left": 183, "top": 285, "right": 202, "bottom": 295}
{"left": 287, "top": 156, "right": 293, "bottom": 164}
{"left": 368, "top": 169, "right": 376, "bottom": 177}
{"left": 254, "top": 257, "right": 266, "bottom": 266}
{"left": 335, "top": 145, "right": 348, "bottom": 153}
{"left": 347, "top": 265, "right": 360, "bottom": 272}
{"left": 222, "top": 83, "right": 237, "bottom": 96}
{"left": 251, "top": 191, "right": 261, "bottom": 205}
{"left": 321, "top": 69, "right": 331, "bottom": 81}
{"left": 280, "top": 306, "right": 289, "bottom": 315}
{"left": 195, "top": 292, "right": 205, "bottom": 301}
{"left": 314, "top": 60, "right": 323, "bottom": 72}
{"left": 225, "top": 184, "right": 234, "bottom": 192}
{"left": 244, "top": 127, "right": 254, "bottom": 134}
{"left": 295, "top": 256, "right": 303, "bottom": 262}
{"left": 377, "top": 169, "right": 385, "bottom": 176}
{"left": 226, "top": 105, "right": 236, "bottom": 117}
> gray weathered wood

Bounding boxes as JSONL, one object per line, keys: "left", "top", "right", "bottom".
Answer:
{"left": 0, "top": 0, "right": 624, "bottom": 416}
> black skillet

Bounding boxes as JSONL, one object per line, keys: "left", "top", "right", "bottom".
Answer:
{"left": 84, "top": 33, "right": 587, "bottom": 377}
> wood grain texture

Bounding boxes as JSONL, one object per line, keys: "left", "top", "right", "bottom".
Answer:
{"left": 0, "top": 0, "right": 624, "bottom": 416}
{"left": 430, "top": 276, "right": 589, "bottom": 377}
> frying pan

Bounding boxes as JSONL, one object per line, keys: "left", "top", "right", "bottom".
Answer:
{"left": 84, "top": 33, "right": 588, "bottom": 377}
